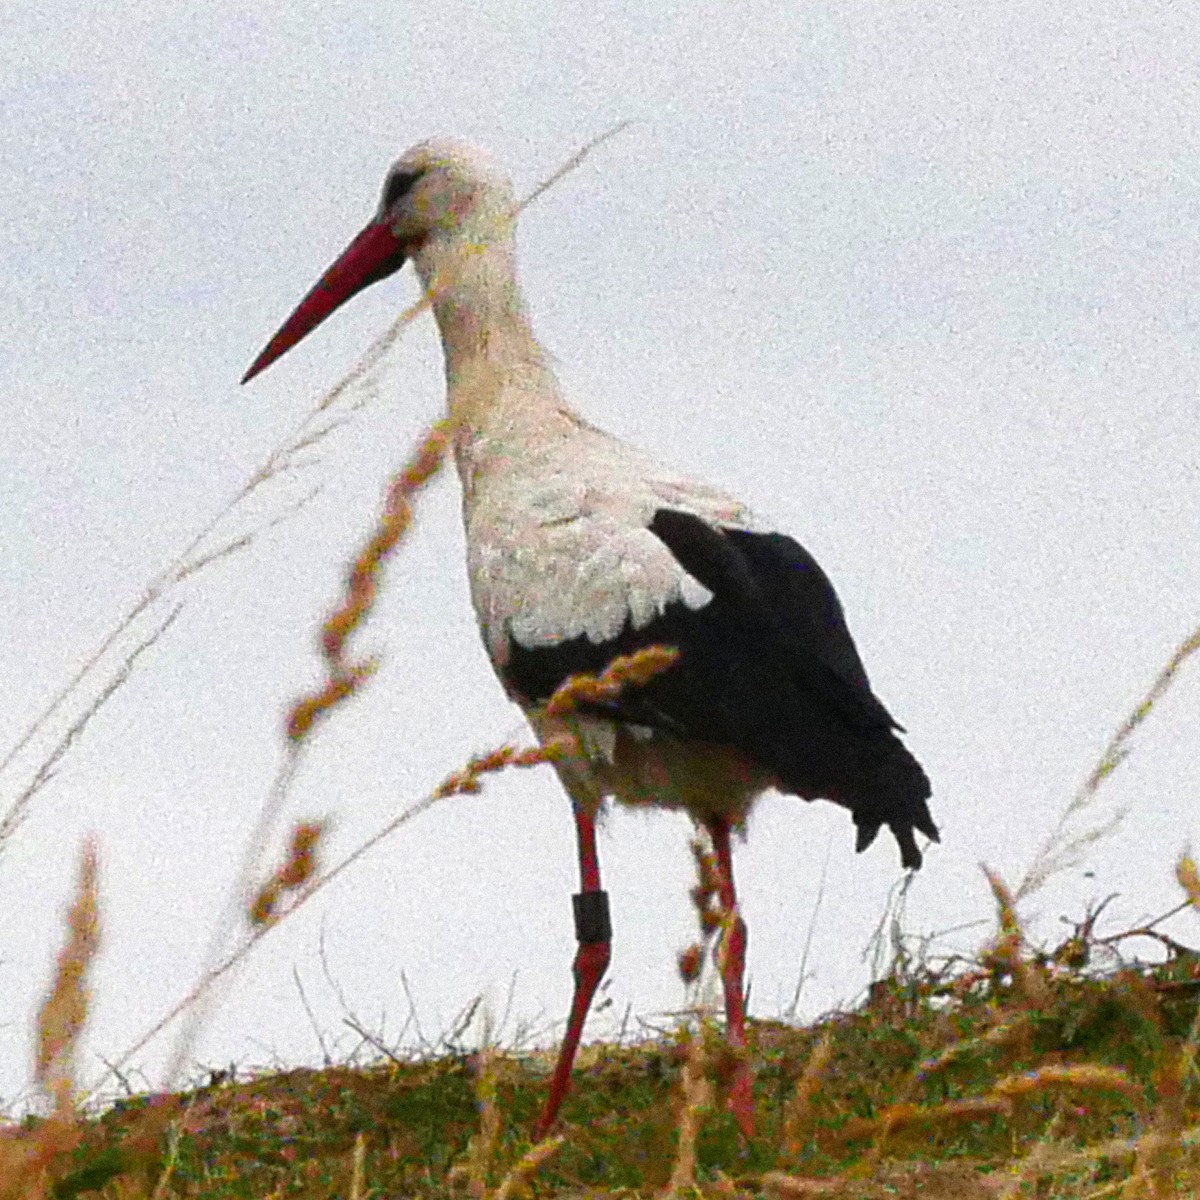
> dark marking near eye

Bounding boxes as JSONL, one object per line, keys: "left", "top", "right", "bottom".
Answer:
{"left": 383, "top": 170, "right": 422, "bottom": 209}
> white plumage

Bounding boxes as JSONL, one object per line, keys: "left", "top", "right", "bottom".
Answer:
{"left": 464, "top": 441, "right": 743, "bottom": 661}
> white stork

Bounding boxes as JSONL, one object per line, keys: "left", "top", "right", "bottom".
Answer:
{"left": 243, "top": 139, "right": 938, "bottom": 1139}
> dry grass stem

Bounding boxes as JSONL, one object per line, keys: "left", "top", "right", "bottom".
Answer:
{"left": 286, "top": 662, "right": 379, "bottom": 742}
{"left": 492, "top": 1136, "right": 564, "bottom": 1200}
{"left": 147, "top": 1117, "right": 184, "bottom": 1200}
{"left": 838, "top": 1095, "right": 1008, "bottom": 1178}
{"left": 0, "top": 605, "right": 181, "bottom": 854}
{"left": 432, "top": 738, "right": 577, "bottom": 799}
{"left": 1017, "top": 623, "right": 1200, "bottom": 901}
{"left": 348, "top": 1131, "right": 366, "bottom": 1200}
{"left": 664, "top": 1022, "right": 714, "bottom": 1195}
{"left": 0, "top": 843, "right": 102, "bottom": 1200}
{"left": 322, "top": 422, "right": 452, "bottom": 668}
{"left": 990, "top": 1064, "right": 1140, "bottom": 1103}
{"left": 445, "top": 1046, "right": 562, "bottom": 1200}
{"left": 983, "top": 866, "right": 1048, "bottom": 1007}
{"left": 761, "top": 1174, "right": 845, "bottom": 1197}
{"left": 520, "top": 120, "right": 633, "bottom": 210}
{"left": 1086, "top": 626, "right": 1200, "bottom": 791}
{"left": 782, "top": 1031, "right": 834, "bottom": 1157}
{"left": 788, "top": 836, "right": 833, "bottom": 1020}
{"left": 450, "top": 1047, "right": 502, "bottom": 1199}
{"left": 915, "top": 1015, "right": 1034, "bottom": 1080}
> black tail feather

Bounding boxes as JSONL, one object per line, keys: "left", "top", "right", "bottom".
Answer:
{"left": 890, "top": 822, "right": 923, "bottom": 871}
{"left": 854, "top": 819, "right": 881, "bottom": 855}
{"left": 854, "top": 812, "right": 932, "bottom": 871}
{"left": 847, "top": 744, "right": 937, "bottom": 870}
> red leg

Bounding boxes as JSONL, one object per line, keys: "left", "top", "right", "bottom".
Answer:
{"left": 706, "top": 816, "right": 754, "bottom": 1138}
{"left": 533, "top": 801, "right": 612, "bottom": 1139}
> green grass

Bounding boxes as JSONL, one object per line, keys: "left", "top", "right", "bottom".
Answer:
{"left": 12, "top": 943, "right": 1200, "bottom": 1198}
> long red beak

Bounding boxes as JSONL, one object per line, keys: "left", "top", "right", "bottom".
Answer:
{"left": 242, "top": 220, "right": 409, "bottom": 383}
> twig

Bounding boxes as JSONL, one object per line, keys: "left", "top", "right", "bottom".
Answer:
{"left": 292, "top": 966, "right": 332, "bottom": 1066}
{"left": 787, "top": 833, "right": 832, "bottom": 1020}
{"left": 341, "top": 1018, "right": 407, "bottom": 1069}
{"left": 0, "top": 605, "right": 182, "bottom": 850}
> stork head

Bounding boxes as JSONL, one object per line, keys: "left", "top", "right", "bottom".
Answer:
{"left": 242, "top": 138, "right": 516, "bottom": 383}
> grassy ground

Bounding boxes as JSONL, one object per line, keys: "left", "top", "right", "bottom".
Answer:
{"left": 3, "top": 389, "right": 1198, "bottom": 1195}
{"left": 7, "top": 930, "right": 1200, "bottom": 1198}
{"left": 2, "top": 616, "right": 1198, "bottom": 1197}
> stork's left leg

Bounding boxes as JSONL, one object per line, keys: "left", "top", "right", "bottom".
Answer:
{"left": 533, "top": 799, "right": 612, "bottom": 1139}
{"left": 706, "top": 815, "right": 754, "bottom": 1138}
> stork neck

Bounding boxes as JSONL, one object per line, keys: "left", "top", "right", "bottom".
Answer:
{"left": 420, "top": 235, "right": 532, "bottom": 362}
{"left": 417, "top": 232, "right": 573, "bottom": 439}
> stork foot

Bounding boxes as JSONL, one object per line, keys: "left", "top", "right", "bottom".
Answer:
{"left": 533, "top": 934, "right": 611, "bottom": 1139}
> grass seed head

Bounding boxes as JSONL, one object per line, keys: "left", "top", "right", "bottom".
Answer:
{"left": 1176, "top": 854, "right": 1200, "bottom": 911}
{"left": 544, "top": 645, "right": 679, "bottom": 717}
{"left": 36, "top": 839, "right": 100, "bottom": 1119}
{"left": 677, "top": 942, "right": 703, "bottom": 984}
{"left": 250, "top": 820, "right": 327, "bottom": 925}
{"left": 431, "top": 738, "right": 574, "bottom": 800}
{"left": 277, "top": 821, "right": 325, "bottom": 888}
{"left": 287, "top": 661, "right": 377, "bottom": 741}
{"left": 288, "top": 421, "right": 451, "bottom": 742}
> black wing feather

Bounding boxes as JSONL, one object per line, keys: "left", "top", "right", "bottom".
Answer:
{"left": 503, "top": 508, "right": 937, "bottom": 868}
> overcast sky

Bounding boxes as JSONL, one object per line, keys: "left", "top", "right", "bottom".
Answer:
{"left": 2, "top": 2, "right": 1198, "bottom": 1112}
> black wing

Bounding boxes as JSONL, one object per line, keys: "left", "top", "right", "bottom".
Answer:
{"left": 503, "top": 508, "right": 937, "bottom": 868}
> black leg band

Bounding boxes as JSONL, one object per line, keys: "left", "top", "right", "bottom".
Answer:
{"left": 573, "top": 890, "right": 612, "bottom": 943}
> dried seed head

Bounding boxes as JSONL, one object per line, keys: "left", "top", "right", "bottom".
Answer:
{"left": 277, "top": 821, "right": 325, "bottom": 888}
{"left": 544, "top": 645, "right": 679, "bottom": 717}
{"left": 249, "top": 882, "right": 279, "bottom": 926}
{"left": 37, "top": 840, "right": 100, "bottom": 1119}
{"left": 1178, "top": 854, "right": 1200, "bottom": 910}
{"left": 250, "top": 821, "right": 326, "bottom": 925}
{"left": 678, "top": 943, "right": 703, "bottom": 984}
{"left": 287, "top": 421, "right": 450, "bottom": 742}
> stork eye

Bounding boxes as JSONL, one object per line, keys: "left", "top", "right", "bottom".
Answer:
{"left": 383, "top": 170, "right": 422, "bottom": 209}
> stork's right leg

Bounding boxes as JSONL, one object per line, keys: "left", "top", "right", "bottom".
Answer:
{"left": 533, "top": 799, "right": 612, "bottom": 1139}
{"left": 706, "top": 815, "right": 754, "bottom": 1138}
